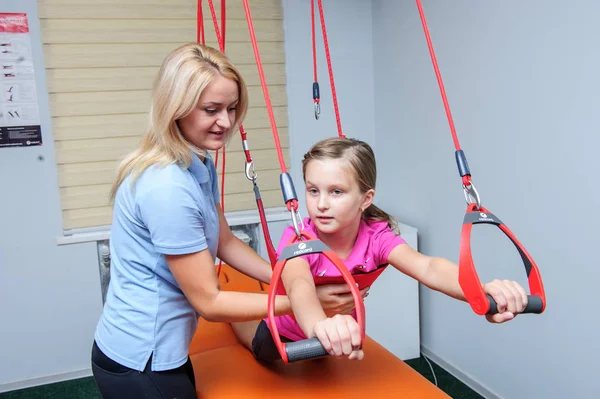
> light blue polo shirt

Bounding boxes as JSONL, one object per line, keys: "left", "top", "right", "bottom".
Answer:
{"left": 94, "top": 152, "right": 220, "bottom": 372}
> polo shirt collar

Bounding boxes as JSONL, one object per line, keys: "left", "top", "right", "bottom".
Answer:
{"left": 188, "top": 152, "right": 210, "bottom": 184}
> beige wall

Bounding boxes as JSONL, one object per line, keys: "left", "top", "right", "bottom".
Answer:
{"left": 39, "top": 0, "right": 290, "bottom": 231}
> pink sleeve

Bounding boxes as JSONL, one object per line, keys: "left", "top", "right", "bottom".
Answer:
{"left": 276, "top": 225, "right": 297, "bottom": 256}
{"left": 374, "top": 224, "right": 406, "bottom": 265}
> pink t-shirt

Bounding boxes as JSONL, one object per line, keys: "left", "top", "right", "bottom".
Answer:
{"left": 267, "top": 217, "right": 406, "bottom": 341}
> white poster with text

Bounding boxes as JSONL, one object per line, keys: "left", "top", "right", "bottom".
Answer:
{"left": 0, "top": 13, "right": 42, "bottom": 148}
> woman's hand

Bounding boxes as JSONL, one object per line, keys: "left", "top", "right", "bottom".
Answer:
{"left": 315, "top": 284, "right": 369, "bottom": 316}
{"left": 483, "top": 279, "right": 528, "bottom": 323}
{"left": 313, "top": 314, "right": 364, "bottom": 360}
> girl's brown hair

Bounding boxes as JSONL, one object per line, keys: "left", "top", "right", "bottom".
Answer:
{"left": 302, "top": 137, "right": 399, "bottom": 233}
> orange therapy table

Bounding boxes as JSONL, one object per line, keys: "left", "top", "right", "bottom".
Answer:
{"left": 189, "top": 265, "right": 450, "bottom": 398}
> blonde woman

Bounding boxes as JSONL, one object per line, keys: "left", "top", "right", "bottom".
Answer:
{"left": 91, "top": 43, "right": 361, "bottom": 398}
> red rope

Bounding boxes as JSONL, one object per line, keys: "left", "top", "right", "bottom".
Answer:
{"left": 220, "top": 147, "right": 226, "bottom": 211}
{"left": 197, "top": 0, "right": 205, "bottom": 44}
{"left": 415, "top": 0, "right": 471, "bottom": 186}
{"left": 207, "top": 0, "right": 225, "bottom": 52}
{"left": 242, "top": 0, "right": 288, "bottom": 175}
{"left": 415, "top": 0, "right": 461, "bottom": 152}
{"left": 200, "top": 0, "right": 296, "bottom": 269}
{"left": 316, "top": 0, "right": 344, "bottom": 138}
{"left": 221, "top": 0, "right": 226, "bottom": 51}
{"left": 204, "top": 0, "right": 230, "bottom": 276}
{"left": 416, "top": 2, "right": 473, "bottom": 185}
{"left": 311, "top": 0, "right": 318, "bottom": 83}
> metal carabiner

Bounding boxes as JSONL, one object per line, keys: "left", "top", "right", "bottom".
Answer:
{"left": 314, "top": 102, "right": 321, "bottom": 120}
{"left": 290, "top": 207, "right": 305, "bottom": 238}
{"left": 244, "top": 160, "right": 258, "bottom": 182}
{"left": 463, "top": 181, "right": 481, "bottom": 210}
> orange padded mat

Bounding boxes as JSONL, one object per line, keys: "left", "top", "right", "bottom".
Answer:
{"left": 189, "top": 265, "right": 449, "bottom": 399}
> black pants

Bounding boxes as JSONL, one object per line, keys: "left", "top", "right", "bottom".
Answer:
{"left": 251, "top": 320, "right": 293, "bottom": 363}
{"left": 91, "top": 341, "right": 196, "bottom": 399}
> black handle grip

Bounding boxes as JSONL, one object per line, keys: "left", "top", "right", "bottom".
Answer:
{"left": 487, "top": 294, "right": 544, "bottom": 315}
{"left": 285, "top": 337, "right": 329, "bottom": 363}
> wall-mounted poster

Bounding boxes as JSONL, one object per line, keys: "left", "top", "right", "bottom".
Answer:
{"left": 0, "top": 12, "right": 42, "bottom": 148}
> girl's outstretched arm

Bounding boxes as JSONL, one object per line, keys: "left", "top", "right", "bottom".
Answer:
{"left": 387, "top": 244, "right": 528, "bottom": 322}
{"left": 387, "top": 244, "right": 465, "bottom": 300}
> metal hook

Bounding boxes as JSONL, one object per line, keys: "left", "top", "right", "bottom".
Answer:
{"left": 290, "top": 208, "right": 305, "bottom": 238}
{"left": 463, "top": 181, "right": 481, "bottom": 210}
{"left": 245, "top": 160, "right": 258, "bottom": 182}
{"left": 314, "top": 102, "right": 321, "bottom": 120}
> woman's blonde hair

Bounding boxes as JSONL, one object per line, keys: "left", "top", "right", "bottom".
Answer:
{"left": 110, "top": 43, "right": 248, "bottom": 200}
{"left": 302, "top": 137, "right": 400, "bottom": 233}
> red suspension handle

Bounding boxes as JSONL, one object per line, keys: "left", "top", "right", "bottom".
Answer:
{"left": 267, "top": 231, "right": 366, "bottom": 363}
{"left": 459, "top": 204, "right": 546, "bottom": 315}
{"left": 415, "top": 0, "right": 546, "bottom": 315}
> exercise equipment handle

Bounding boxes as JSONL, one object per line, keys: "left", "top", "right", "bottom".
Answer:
{"left": 487, "top": 294, "right": 544, "bottom": 315}
{"left": 459, "top": 204, "right": 547, "bottom": 316}
{"left": 268, "top": 232, "right": 366, "bottom": 364}
{"left": 285, "top": 337, "right": 329, "bottom": 363}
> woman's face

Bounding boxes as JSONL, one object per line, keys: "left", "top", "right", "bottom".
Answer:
{"left": 178, "top": 75, "right": 239, "bottom": 152}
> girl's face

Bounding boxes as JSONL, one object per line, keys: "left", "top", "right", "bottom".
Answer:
{"left": 304, "top": 158, "right": 374, "bottom": 236}
{"left": 178, "top": 75, "right": 239, "bottom": 152}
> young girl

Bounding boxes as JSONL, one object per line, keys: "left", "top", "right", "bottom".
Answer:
{"left": 233, "top": 137, "right": 529, "bottom": 362}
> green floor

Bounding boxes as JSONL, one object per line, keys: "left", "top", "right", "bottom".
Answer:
{"left": 0, "top": 356, "right": 483, "bottom": 399}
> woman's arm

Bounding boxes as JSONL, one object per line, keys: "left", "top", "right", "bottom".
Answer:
{"left": 166, "top": 248, "right": 291, "bottom": 322}
{"left": 215, "top": 206, "right": 272, "bottom": 284}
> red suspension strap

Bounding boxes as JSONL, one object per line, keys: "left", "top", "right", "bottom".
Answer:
{"left": 315, "top": 0, "right": 344, "bottom": 138}
{"left": 205, "top": 0, "right": 277, "bottom": 265}
{"left": 197, "top": 0, "right": 205, "bottom": 45}
{"left": 242, "top": 0, "right": 303, "bottom": 235}
{"left": 198, "top": 0, "right": 227, "bottom": 276}
{"left": 207, "top": 0, "right": 227, "bottom": 211}
{"left": 207, "top": 0, "right": 226, "bottom": 52}
{"left": 415, "top": 0, "right": 546, "bottom": 316}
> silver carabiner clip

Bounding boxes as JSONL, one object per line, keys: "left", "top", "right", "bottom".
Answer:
{"left": 290, "top": 208, "right": 305, "bottom": 238}
{"left": 314, "top": 102, "right": 321, "bottom": 120}
{"left": 245, "top": 160, "right": 258, "bottom": 182}
{"left": 463, "top": 181, "right": 481, "bottom": 209}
